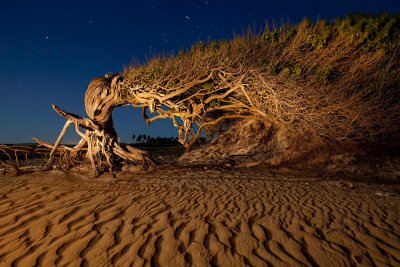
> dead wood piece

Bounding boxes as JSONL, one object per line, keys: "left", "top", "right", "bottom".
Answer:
{"left": 0, "top": 160, "right": 35, "bottom": 176}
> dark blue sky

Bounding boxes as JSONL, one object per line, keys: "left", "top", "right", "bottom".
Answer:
{"left": 1, "top": 0, "right": 399, "bottom": 144}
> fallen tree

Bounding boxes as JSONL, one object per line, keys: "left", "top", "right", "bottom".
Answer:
{"left": 4, "top": 14, "right": 398, "bottom": 177}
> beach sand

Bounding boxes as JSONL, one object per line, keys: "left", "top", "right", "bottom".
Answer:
{"left": 0, "top": 168, "right": 399, "bottom": 266}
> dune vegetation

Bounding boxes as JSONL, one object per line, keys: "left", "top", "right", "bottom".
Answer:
{"left": 122, "top": 13, "right": 400, "bottom": 146}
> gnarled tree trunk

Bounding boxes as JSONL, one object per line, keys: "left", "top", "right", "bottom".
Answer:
{"left": 34, "top": 74, "right": 156, "bottom": 177}
{"left": 83, "top": 74, "right": 124, "bottom": 175}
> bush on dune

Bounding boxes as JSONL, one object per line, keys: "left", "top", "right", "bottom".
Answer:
{"left": 122, "top": 13, "right": 400, "bottom": 147}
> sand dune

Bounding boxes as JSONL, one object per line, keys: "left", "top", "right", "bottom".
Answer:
{"left": 0, "top": 168, "right": 399, "bottom": 266}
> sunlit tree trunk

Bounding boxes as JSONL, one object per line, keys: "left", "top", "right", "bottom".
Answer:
{"left": 34, "top": 74, "right": 156, "bottom": 177}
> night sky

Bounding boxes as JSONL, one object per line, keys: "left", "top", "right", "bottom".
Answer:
{"left": 1, "top": 0, "right": 399, "bottom": 144}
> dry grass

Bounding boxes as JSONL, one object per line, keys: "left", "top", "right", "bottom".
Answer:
{"left": 122, "top": 14, "right": 400, "bottom": 147}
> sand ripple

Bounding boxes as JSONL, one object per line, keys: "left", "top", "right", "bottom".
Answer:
{"left": 0, "top": 169, "right": 399, "bottom": 266}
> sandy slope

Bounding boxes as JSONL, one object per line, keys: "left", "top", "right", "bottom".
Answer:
{"left": 0, "top": 168, "right": 399, "bottom": 267}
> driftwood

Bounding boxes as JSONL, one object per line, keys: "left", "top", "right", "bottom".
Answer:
{"left": 0, "top": 144, "right": 56, "bottom": 175}
{"left": 0, "top": 160, "right": 35, "bottom": 176}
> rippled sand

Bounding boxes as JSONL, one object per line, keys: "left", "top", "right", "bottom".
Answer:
{"left": 0, "top": 168, "right": 399, "bottom": 266}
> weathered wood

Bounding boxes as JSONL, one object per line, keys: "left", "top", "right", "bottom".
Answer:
{"left": 0, "top": 160, "right": 35, "bottom": 176}
{"left": 42, "top": 120, "right": 73, "bottom": 171}
{"left": 32, "top": 74, "right": 156, "bottom": 177}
